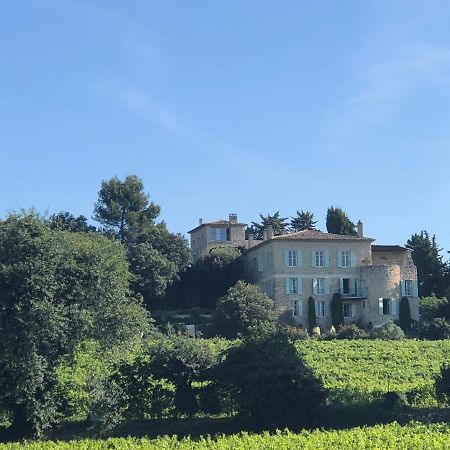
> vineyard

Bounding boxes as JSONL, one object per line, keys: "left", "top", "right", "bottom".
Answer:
{"left": 296, "top": 339, "right": 450, "bottom": 405}
{"left": 1, "top": 423, "right": 449, "bottom": 449}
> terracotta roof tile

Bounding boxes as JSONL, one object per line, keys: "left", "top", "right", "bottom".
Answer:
{"left": 270, "top": 229, "right": 372, "bottom": 241}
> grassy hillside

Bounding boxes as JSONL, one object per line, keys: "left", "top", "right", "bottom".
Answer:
{"left": 296, "top": 339, "right": 450, "bottom": 405}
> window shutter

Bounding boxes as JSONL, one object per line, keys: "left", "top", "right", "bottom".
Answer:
{"left": 378, "top": 298, "right": 383, "bottom": 316}
{"left": 285, "top": 278, "right": 290, "bottom": 295}
{"left": 325, "top": 279, "right": 331, "bottom": 295}
{"left": 284, "top": 251, "right": 289, "bottom": 267}
{"left": 339, "top": 278, "right": 344, "bottom": 294}
{"left": 311, "top": 250, "right": 316, "bottom": 267}
{"left": 313, "top": 279, "right": 317, "bottom": 294}
{"left": 337, "top": 251, "right": 342, "bottom": 268}
{"left": 391, "top": 298, "right": 397, "bottom": 317}
{"left": 298, "top": 299, "right": 304, "bottom": 317}
{"left": 324, "top": 251, "right": 330, "bottom": 267}
{"left": 315, "top": 300, "right": 320, "bottom": 318}
{"left": 298, "top": 251, "right": 303, "bottom": 267}
{"left": 297, "top": 277, "right": 303, "bottom": 294}
{"left": 400, "top": 280, "right": 405, "bottom": 297}
{"left": 257, "top": 255, "right": 263, "bottom": 272}
{"left": 350, "top": 251, "right": 356, "bottom": 267}
{"left": 412, "top": 280, "right": 419, "bottom": 297}
{"left": 351, "top": 304, "right": 356, "bottom": 318}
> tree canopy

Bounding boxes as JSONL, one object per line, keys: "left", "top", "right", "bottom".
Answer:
{"left": 326, "top": 206, "right": 357, "bottom": 236}
{"left": 290, "top": 210, "right": 317, "bottom": 232}
{"left": 249, "top": 212, "right": 288, "bottom": 240}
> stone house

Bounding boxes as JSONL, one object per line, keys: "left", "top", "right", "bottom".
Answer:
{"left": 189, "top": 214, "right": 419, "bottom": 330}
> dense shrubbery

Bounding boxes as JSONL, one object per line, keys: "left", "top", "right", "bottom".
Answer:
{"left": 369, "top": 322, "right": 405, "bottom": 340}
{"left": 420, "top": 318, "right": 450, "bottom": 340}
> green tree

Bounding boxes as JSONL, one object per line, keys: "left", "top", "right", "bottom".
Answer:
{"left": 250, "top": 211, "right": 288, "bottom": 240}
{"left": 165, "top": 245, "right": 243, "bottom": 309}
{"left": 326, "top": 206, "right": 357, "bottom": 236}
{"left": 0, "top": 213, "right": 150, "bottom": 436}
{"left": 406, "top": 231, "right": 448, "bottom": 297}
{"left": 214, "top": 281, "right": 276, "bottom": 338}
{"left": 399, "top": 297, "right": 412, "bottom": 333}
{"left": 331, "top": 293, "right": 344, "bottom": 329}
{"left": 93, "top": 175, "right": 160, "bottom": 243}
{"left": 290, "top": 210, "right": 317, "bottom": 232}
{"left": 48, "top": 211, "right": 97, "bottom": 233}
{"left": 308, "top": 296, "right": 317, "bottom": 333}
{"left": 420, "top": 296, "right": 450, "bottom": 322}
{"left": 215, "top": 332, "right": 326, "bottom": 427}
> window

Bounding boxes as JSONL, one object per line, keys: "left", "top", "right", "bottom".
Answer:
{"left": 317, "top": 301, "right": 326, "bottom": 317}
{"left": 342, "top": 278, "right": 351, "bottom": 295}
{"left": 404, "top": 280, "right": 413, "bottom": 296}
{"left": 315, "top": 251, "right": 324, "bottom": 267}
{"left": 343, "top": 303, "right": 352, "bottom": 318}
{"left": 315, "top": 278, "right": 325, "bottom": 295}
{"left": 288, "top": 250, "right": 298, "bottom": 267}
{"left": 289, "top": 278, "right": 298, "bottom": 294}
{"left": 383, "top": 298, "right": 391, "bottom": 315}
{"left": 292, "top": 300, "right": 303, "bottom": 317}
{"left": 210, "top": 228, "right": 227, "bottom": 241}
{"left": 341, "top": 251, "right": 350, "bottom": 268}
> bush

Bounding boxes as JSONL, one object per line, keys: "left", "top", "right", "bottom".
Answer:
{"left": 369, "top": 322, "right": 404, "bottom": 340}
{"left": 282, "top": 326, "right": 310, "bottom": 341}
{"left": 214, "top": 281, "right": 276, "bottom": 338}
{"left": 420, "top": 318, "right": 450, "bottom": 340}
{"left": 336, "top": 324, "right": 367, "bottom": 340}
{"left": 382, "top": 391, "right": 404, "bottom": 410}
{"left": 420, "top": 296, "right": 449, "bottom": 322}
{"left": 435, "top": 364, "right": 450, "bottom": 405}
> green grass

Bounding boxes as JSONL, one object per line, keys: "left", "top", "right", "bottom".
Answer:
{"left": 1, "top": 423, "right": 450, "bottom": 449}
{"left": 296, "top": 339, "right": 450, "bottom": 405}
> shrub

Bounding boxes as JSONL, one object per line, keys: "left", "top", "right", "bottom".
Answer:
{"left": 369, "top": 322, "right": 404, "bottom": 340}
{"left": 214, "top": 281, "right": 276, "bottom": 338}
{"left": 331, "top": 293, "right": 344, "bottom": 329}
{"left": 336, "top": 324, "right": 367, "bottom": 340}
{"left": 435, "top": 364, "right": 450, "bottom": 405}
{"left": 308, "top": 297, "right": 317, "bottom": 333}
{"left": 420, "top": 296, "right": 449, "bottom": 321}
{"left": 420, "top": 318, "right": 450, "bottom": 340}
{"left": 282, "top": 326, "right": 310, "bottom": 341}
{"left": 382, "top": 391, "right": 404, "bottom": 410}
{"left": 399, "top": 297, "right": 412, "bottom": 333}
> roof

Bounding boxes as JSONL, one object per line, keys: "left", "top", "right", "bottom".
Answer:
{"left": 188, "top": 220, "right": 247, "bottom": 234}
{"left": 247, "top": 229, "right": 374, "bottom": 252}
{"left": 371, "top": 245, "right": 408, "bottom": 252}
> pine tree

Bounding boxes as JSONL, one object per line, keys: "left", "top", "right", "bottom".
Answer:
{"left": 326, "top": 206, "right": 357, "bottom": 236}
{"left": 290, "top": 210, "right": 317, "bottom": 232}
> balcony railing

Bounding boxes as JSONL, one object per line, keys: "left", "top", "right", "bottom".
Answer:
{"left": 339, "top": 287, "right": 368, "bottom": 299}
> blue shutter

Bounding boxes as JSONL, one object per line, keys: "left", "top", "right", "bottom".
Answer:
{"left": 313, "top": 279, "right": 317, "bottom": 295}
{"left": 285, "top": 278, "right": 290, "bottom": 294}
{"left": 325, "top": 279, "right": 331, "bottom": 295}
{"left": 284, "top": 251, "right": 289, "bottom": 267}
{"left": 298, "top": 299, "right": 304, "bottom": 316}
{"left": 350, "top": 251, "right": 356, "bottom": 267}
{"left": 412, "top": 280, "right": 419, "bottom": 297}
{"left": 315, "top": 300, "right": 320, "bottom": 318}
{"left": 324, "top": 251, "right": 330, "bottom": 267}
{"left": 298, "top": 251, "right": 303, "bottom": 267}
{"left": 400, "top": 280, "right": 405, "bottom": 297}
{"left": 391, "top": 298, "right": 397, "bottom": 317}
{"left": 298, "top": 278, "right": 303, "bottom": 294}
{"left": 337, "top": 251, "right": 342, "bottom": 268}
{"left": 311, "top": 250, "right": 316, "bottom": 267}
{"left": 378, "top": 298, "right": 383, "bottom": 316}
{"left": 351, "top": 304, "right": 356, "bottom": 318}
{"left": 339, "top": 278, "right": 344, "bottom": 294}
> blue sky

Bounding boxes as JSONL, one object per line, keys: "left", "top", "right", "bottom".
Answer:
{"left": 1, "top": 1, "right": 449, "bottom": 254}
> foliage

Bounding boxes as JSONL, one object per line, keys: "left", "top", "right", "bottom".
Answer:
{"left": 420, "top": 296, "right": 449, "bottom": 321}
{"left": 435, "top": 364, "right": 450, "bottom": 405}
{"left": 2, "top": 423, "right": 450, "bottom": 449}
{"left": 249, "top": 211, "right": 288, "bottom": 240}
{"left": 93, "top": 175, "right": 160, "bottom": 243}
{"left": 47, "top": 211, "right": 96, "bottom": 233}
{"left": 215, "top": 332, "right": 326, "bottom": 427}
{"left": 165, "top": 246, "right": 243, "bottom": 309}
{"left": 331, "top": 293, "right": 344, "bottom": 329}
{"left": 406, "top": 231, "right": 448, "bottom": 297}
{"left": 0, "top": 213, "right": 150, "bottom": 436}
{"left": 282, "top": 325, "right": 310, "bottom": 341}
{"left": 213, "top": 281, "right": 276, "bottom": 339}
{"left": 308, "top": 296, "right": 317, "bottom": 333}
{"left": 296, "top": 340, "right": 450, "bottom": 406}
{"left": 399, "top": 297, "right": 412, "bottom": 333}
{"left": 369, "top": 322, "right": 405, "bottom": 340}
{"left": 290, "top": 210, "right": 317, "bottom": 232}
{"left": 336, "top": 324, "right": 367, "bottom": 340}
{"left": 420, "top": 318, "right": 450, "bottom": 340}
{"left": 325, "top": 206, "right": 357, "bottom": 236}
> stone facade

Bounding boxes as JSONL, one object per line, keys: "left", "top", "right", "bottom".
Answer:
{"left": 244, "top": 230, "right": 419, "bottom": 331}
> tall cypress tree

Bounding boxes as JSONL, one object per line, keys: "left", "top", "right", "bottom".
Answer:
{"left": 308, "top": 296, "right": 317, "bottom": 334}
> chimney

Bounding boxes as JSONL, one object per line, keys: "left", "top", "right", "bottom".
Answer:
{"left": 267, "top": 224, "right": 273, "bottom": 239}
{"left": 229, "top": 213, "right": 237, "bottom": 224}
{"left": 357, "top": 220, "right": 363, "bottom": 238}
{"left": 199, "top": 218, "right": 203, "bottom": 226}
{"left": 263, "top": 229, "right": 268, "bottom": 241}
